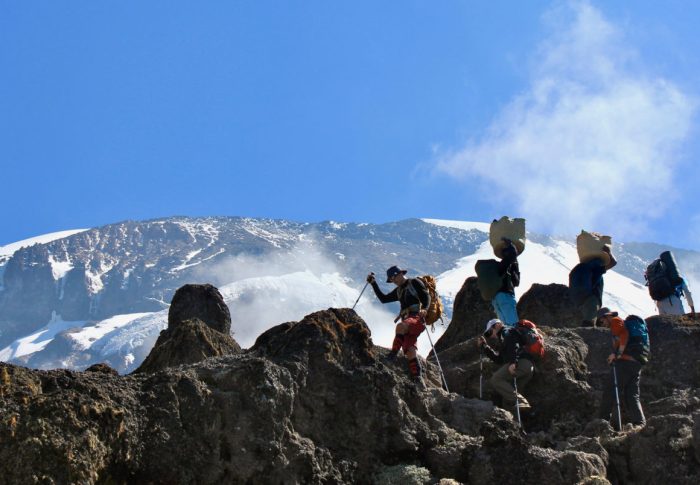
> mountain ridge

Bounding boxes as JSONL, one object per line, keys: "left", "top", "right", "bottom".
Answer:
{"left": 1, "top": 216, "right": 698, "bottom": 373}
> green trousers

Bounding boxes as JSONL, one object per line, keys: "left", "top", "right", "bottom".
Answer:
{"left": 490, "top": 359, "right": 534, "bottom": 406}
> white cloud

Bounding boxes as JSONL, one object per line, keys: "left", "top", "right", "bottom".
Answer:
{"left": 192, "top": 240, "right": 443, "bottom": 357}
{"left": 436, "top": 1, "right": 696, "bottom": 239}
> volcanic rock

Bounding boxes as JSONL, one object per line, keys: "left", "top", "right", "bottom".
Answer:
{"left": 517, "top": 283, "right": 582, "bottom": 328}
{"left": 0, "top": 308, "right": 611, "bottom": 484}
{"left": 133, "top": 284, "right": 241, "bottom": 374}
{"left": 434, "top": 277, "right": 496, "bottom": 352}
{"left": 168, "top": 283, "right": 231, "bottom": 334}
{"left": 133, "top": 318, "right": 242, "bottom": 374}
{"left": 437, "top": 326, "right": 594, "bottom": 433}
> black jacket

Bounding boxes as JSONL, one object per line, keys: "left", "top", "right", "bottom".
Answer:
{"left": 590, "top": 253, "right": 617, "bottom": 304}
{"left": 482, "top": 327, "right": 532, "bottom": 365}
{"left": 497, "top": 243, "right": 520, "bottom": 295}
{"left": 371, "top": 278, "right": 430, "bottom": 313}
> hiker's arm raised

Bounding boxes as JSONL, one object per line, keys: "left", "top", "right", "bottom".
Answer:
{"left": 370, "top": 280, "right": 398, "bottom": 303}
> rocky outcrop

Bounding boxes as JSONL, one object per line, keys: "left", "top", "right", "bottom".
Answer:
{"left": 133, "top": 284, "right": 240, "bottom": 374}
{"left": 1, "top": 307, "right": 610, "bottom": 484}
{"left": 433, "top": 280, "right": 700, "bottom": 484}
{"left": 437, "top": 326, "right": 594, "bottom": 433}
{"left": 3, "top": 281, "right": 700, "bottom": 484}
{"left": 434, "top": 277, "right": 496, "bottom": 352}
{"left": 517, "top": 283, "right": 582, "bottom": 328}
{"left": 133, "top": 318, "right": 242, "bottom": 374}
{"left": 168, "top": 284, "right": 231, "bottom": 334}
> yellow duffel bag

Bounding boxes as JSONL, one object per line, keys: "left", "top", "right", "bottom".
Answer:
{"left": 489, "top": 216, "right": 526, "bottom": 258}
{"left": 576, "top": 230, "right": 612, "bottom": 266}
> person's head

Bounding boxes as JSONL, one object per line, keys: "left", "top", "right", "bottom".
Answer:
{"left": 385, "top": 265, "right": 408, "bottom": 285}
{"left": 596, "top": 307, "right": 619, "bottom": 327}
{"left": 483, "top": 318, "right": 503, "bottom": 339}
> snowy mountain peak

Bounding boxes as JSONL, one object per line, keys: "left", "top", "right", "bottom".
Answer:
{"left": 0, "top": 216, "right": 697, "bottom": 374}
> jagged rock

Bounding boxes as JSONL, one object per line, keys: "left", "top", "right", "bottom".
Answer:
{"left": 434, "top": 277, "right": 496, "bottom": 352}
{"left": 133, "top": 283, "right": 241, "bottom": 374}
{"left": 373, "top": 464, "right": 432, "bottom": 485}
{"left": 1, "top": 307, "right": 618, "bottom": 484}
{"left": 133, "top": 318, "right": 241, "bottom": 374}
{"left": 168, "top": 283, "right": 231, "bottom": 334}
{"left": 85, "top": 363, "right": 119, "bottom": 376}
{"left": 468, "top": 440, "right": 607, "bottom": 485}
{"left": 517, "top": 283, "right": 581, "bottom": 328}
{"left": 573, "top": 314, "right": 700, "bottom": 422}
{"left": 601, "top": 415, "right": 699, "bottom": 485}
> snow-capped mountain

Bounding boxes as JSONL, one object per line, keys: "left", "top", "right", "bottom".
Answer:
{"left": 1, "top": 216, "right": 698, "bottom": 373}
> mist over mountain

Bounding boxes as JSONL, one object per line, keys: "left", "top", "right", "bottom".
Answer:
{"left": 0, "top": 216, "right": 697, "bottom": 373}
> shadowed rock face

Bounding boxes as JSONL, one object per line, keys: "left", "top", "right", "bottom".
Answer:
{"left": 133, "top": 318, "right": 242, "bottom": 374}
{"left": 518, "top": 283, "right": 582, "bottom": 328}
{"left": 133, "top": 283, "right": 241, "bottom": 374}
{"left": 168, "top": 283, "right": 231, "bottom": 334}
{"left": 434, "top": 277, "right": 496, "bottom": 352}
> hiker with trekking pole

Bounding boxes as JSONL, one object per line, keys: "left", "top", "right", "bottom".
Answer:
{"left": 366, "top": 266, "right": 437, "bottom": 389}
{"left": 477, "top": 318, "right": 535, "bottom": 415}
{"left": 597, "top": 307, "right": 647, "bottom": 430}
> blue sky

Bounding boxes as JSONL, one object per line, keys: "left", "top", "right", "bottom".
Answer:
{"left": 2, "top": 1, "right": 699, "bottom": 249}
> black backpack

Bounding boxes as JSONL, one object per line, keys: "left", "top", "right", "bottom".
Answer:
{"left": 645, "top": 259, "right": 674, "bottom": 301}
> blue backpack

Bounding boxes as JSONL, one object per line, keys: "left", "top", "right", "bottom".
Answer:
{"left": 624, "top": 315, "right": 650, "bottom": 365}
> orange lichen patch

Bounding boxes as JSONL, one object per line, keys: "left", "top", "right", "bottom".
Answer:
{"left": 7, "top": 414, "right": 18, "bottom": 438}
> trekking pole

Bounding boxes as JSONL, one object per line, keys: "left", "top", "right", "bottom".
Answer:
{"left": 513, "top": 377, "right": 523, "bottom": 429}
{"left": 425, "top": 329, "right": 449, "bottom": 393}
{"left": 479, "top": 348, "right": 484, "bottom": 400}
{"left": 612, "top": 361, "right": 623, "bottom": 431}
{"left": 351, "top": 273, "right": 373, "bottom": 311}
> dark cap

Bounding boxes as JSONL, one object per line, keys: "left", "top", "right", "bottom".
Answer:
{"left": 596, "top": 307, "right": 618, "bottom": 319}
{"left": 386, "top": 265, "right": 408, "bottom": 283}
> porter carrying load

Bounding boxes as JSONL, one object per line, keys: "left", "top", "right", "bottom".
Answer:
{"left": 576, "top": 230, "right": 612, "bottom": 267}
{"left": 490, "top": 216, "right": 526, "bottom": 258}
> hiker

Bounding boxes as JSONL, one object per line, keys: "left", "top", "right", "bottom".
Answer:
{"left": 366, "top": 266, "right": 430, "bottom": 385}
{"left": 571, "top": 246, "right": 617, "bottom": 326}
{"left": 477, "top": 318, "right": 534, "bottom": 411}
{"left": 597, "top": 307, "right": 646, "bottom": 429}
{"left": 656, "top": 276, "right": 695, "bottom": 317}
{"left": 492, "top": 238, "right": 520, "bottom": 326}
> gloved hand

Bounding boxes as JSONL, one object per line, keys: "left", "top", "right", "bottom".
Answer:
{"left": 366, "top": 273, "right": 375, "bottom": 284}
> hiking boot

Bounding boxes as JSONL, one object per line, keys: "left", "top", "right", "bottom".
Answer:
{"left": 624, "top": 422, "right": 645, "bottom": 432}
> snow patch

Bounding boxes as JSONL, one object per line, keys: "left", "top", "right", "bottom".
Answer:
{"left": 422, "top": 218, "right": 491, "bottom": 233}
{"left": 69, "top": 313, "right": 153, "bottom": 350}
{"left": 0, "top": 229, "right": 89, "bottom": 257}
{"left": 0, "top": 312, "right": 85, "bottom": 360}
{"left": 48, "top": 255, "right": 73, "bottom": 280}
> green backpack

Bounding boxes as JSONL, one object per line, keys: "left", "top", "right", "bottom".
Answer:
{"left": 475, "top": 259, "right": 501, "bottom": 301}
